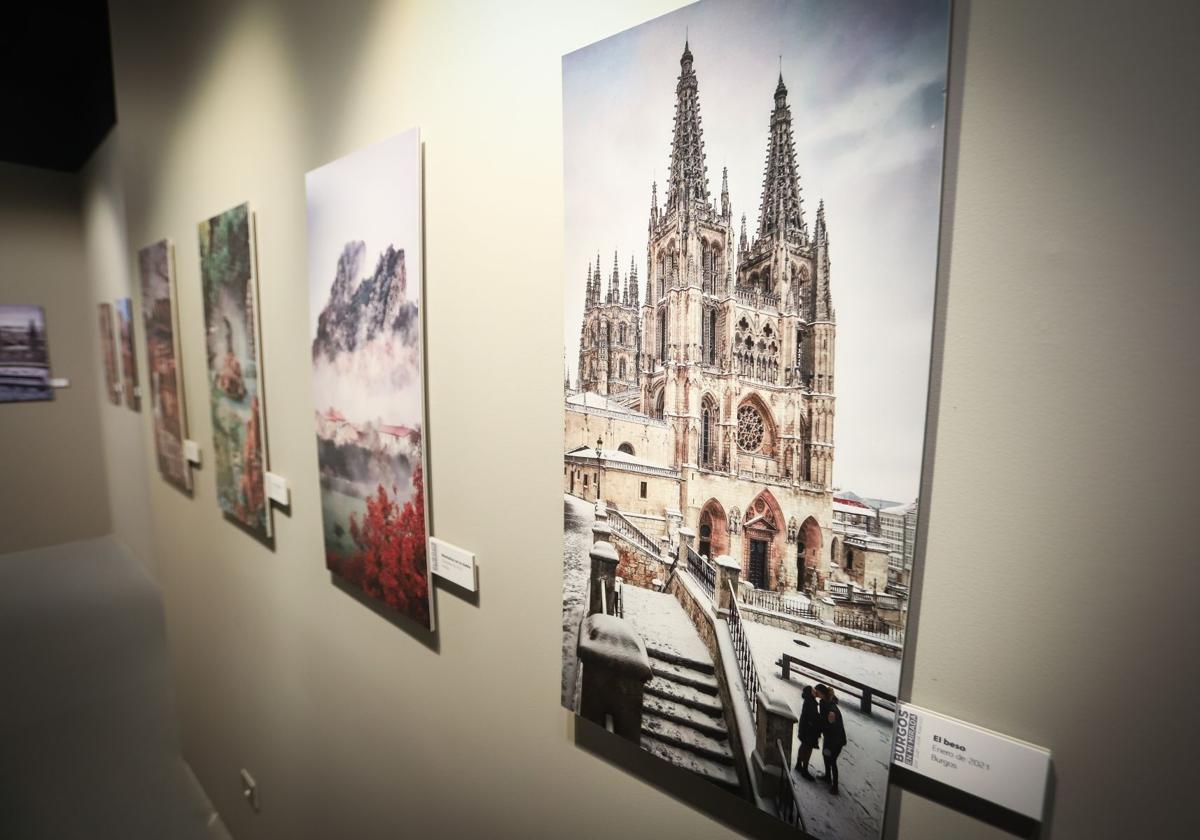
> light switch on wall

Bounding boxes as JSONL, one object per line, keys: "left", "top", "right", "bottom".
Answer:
{"left": 240, "top": 768, "right": 260, "bottom": 812}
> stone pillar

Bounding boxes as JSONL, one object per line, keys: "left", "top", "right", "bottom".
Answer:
{"left": 591, "top": 507, "right": 612, "bottom": 547}
{"left": 677, "top": 526, "right": 696, "bottom": 568}
{"left": 588, "top": 541, "right": 619, "bottom": 617}
{"left": 750, "top": 690, "right": 798, "bottom": 798}
{"left": 715, "top": 554, "right": 741, "bottom": 614}
{"left": 577, "top": 614, "right": 653, "bottom": 743}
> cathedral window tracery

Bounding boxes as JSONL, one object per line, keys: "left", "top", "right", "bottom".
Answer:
{"left": 737, "top": 404, "right": 766, "bottom": 453}
{"left": 701, "top": 398, "right": 718, "bottom": 468}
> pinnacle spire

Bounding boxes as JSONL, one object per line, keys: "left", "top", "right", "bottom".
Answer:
{"left": 720, "top": 165, "right": 730, "bottom": 220}
{"left": 756, "top": 73, "right": 805, "bottom": 244}
{"left": 610, "top": 251, "right": 620, "bottom": 303}
{"left": 666, "top": 39, "right": 709, "bottom": 215}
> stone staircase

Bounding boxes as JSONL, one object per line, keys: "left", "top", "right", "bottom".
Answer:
{"left": 640, "top": 644, "right": 739, "bottom": 792}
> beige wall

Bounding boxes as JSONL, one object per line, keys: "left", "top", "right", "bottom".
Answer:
{"left": 93, "top": 1, "right": 1197, "bottom": 839}
{"left": 0, "top": 162, "right": 111, "bottom": 553}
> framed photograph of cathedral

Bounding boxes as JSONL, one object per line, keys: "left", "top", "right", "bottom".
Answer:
{"left": 98, "top": 302, "right": 121, "bottom": 405}
{"left": 198, "top": 202, "right": 271, "bottom": 539}
{"left": 0, "top": 305, "right": 53, "bottom": 403}
{"left": 116, "top": 297, "right": 140, "bottom": 411}
{"left": 306, "top": 128, "right": 433, "bottom": 631}
{"left": 139, "top": 239, "right": 192, "bottom": 493}
{"left": 560, "top": 1, "right": 950, "bottom": 837}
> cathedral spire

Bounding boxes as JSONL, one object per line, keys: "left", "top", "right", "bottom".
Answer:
{"left": 814, "top": 199, "right": 827, "bottom": 244}
{"left": 720, "top": 165, "right": 730, "bottom": 221}
{"left": 627, "top": 256, "right": 639, "bottom": 308}
{"left": 756, "top": 73, "right": 805, "bottom": 245}
{"left": 649, "top": 180, "right": 659, "bottom": 231}
{"left": 593, "top": 254, "right": 602, "bottom": 307}
{"left": 585, "top": 260, "right": 593, "bottom": 309}
{"left": 739, "top": 212, "right": 748, "bottom": 258}
{"left": 666, "top": 40, "right": 710, "bottom": 215}
{"left": 610, "top": 251, "right": 620, "bottom": 303}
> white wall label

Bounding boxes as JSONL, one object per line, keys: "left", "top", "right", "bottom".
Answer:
{"left": 184, "top": 439, "right": 201, "bottom": 465}
{"left": 264, "top": 472, "right": 289, "bottom": 507}
{"left": 429, "top": 537, "right": 477, "bottom": 591}
{"left": 49, "top": 377, "right": 70, "bottom": 389}
{"left": 892, "top": 702, "right": 1051, "bottom": 822}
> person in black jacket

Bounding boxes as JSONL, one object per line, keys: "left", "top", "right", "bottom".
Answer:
{"left": 816, "top": 684, "right": 847, "bottom": 795}
{"left": 795, "top": 685, "right": 822, "bottom": 780}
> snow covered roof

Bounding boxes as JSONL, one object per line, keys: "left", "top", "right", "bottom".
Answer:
{"left": 881, "top": 501, "right": 918, "bottom": 515}
{"left": 566, "top": 391, "right": 650, "bottom": 418}
{"left": 834, "top": 500, "right": 876, "bottom": 517}
{"left": 565, "top": 445, "right": 666, "bottom": 470}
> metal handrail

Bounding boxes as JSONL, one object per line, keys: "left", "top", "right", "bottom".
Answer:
{"left": 726, "top": 580, "right": 762, "bottom": 725}
{"left": 685, "top": 546, "right": 717, "bottom": 600}
{"left": 607, "top": 507, "right": 662, "bottom": 561}
{"left": 775, "top": 739, "right": 808, "bottom": 832}
{"left": 739, "top": 587, "right": 821, "bottom": 621}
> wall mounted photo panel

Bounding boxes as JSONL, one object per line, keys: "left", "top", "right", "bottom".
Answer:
{"left": 98, "top": 302, "right": 120, "bottom": 405}
{"left": 198, "top": 203, "right": 271, "bottom": 539}
{"left": 306, "top": 128, "right": 433, "bottom": 631}
{"left": 0, "top": 305, "right": 53, "bottom": 403}
{"left": 560, "top": 1, "right": 950, "bottom": 836}
{"left": 116, "top": 297, "right": 141, "bottom": 411}
{"left": 138, "top": 239, "right": 192, "bottom": 493}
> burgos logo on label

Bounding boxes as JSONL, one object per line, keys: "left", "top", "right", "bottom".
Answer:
{"left": 893, "top": 707, "right": 919, "bottom": 767}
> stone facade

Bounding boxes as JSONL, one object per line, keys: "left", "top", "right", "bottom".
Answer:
{"left": 566, "top": 42, "right": 842, "bottom": 598}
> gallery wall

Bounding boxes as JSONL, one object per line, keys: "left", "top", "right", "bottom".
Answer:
{"left": 0, "top": 162, "right": 111, "bottom": 555}
{"left": 81, "top": 130, "right": 157, "bottom": 575}
{"left": 94, "top": 1, "right": 1197, "bottom": 839}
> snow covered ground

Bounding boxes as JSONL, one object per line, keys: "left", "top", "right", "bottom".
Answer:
{"left": 621, "top": 584, "right": 711, "bottom": 664}
{"left": 561, "top": 494, "right": 594, "bottom": 709}
{"left": 742, "top": 619, "right": 901, "bottom": 840}
{"left": 562, "top": 492, "right": 900, "bottom": 838}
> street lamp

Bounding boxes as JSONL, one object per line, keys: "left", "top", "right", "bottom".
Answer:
{"left": 595, "top": 436, "right": 603, "bottom": 502}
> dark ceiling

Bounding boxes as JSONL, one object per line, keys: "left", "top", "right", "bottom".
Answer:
{"left": 0, "top": 3, "right": 116, "bottom": 173}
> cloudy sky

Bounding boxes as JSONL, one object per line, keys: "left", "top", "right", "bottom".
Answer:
{"left": 563, "top": 0, "right": 949, "bottom": 502}
{"left": 0, "top": 305, "right": 45, "bottom": 331}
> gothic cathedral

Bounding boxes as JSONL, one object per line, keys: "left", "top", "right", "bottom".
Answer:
{"left": 567, "top": 42, "right": 838, "bottom": 596}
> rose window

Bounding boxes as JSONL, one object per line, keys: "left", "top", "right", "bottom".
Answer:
{"left": 737, "top": 404, "right": 765, "bottom": 452}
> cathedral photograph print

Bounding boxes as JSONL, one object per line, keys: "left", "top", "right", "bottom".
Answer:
{"left": 98, "top": 303, "right": 121, "bottom": 405}
{"left": 306, "top": 129, "right": 433, "bottom": 632}
{"left": 116, "top": 298, "right": 140, "bottom": 412}
{"left": 560, "top": 1, "right": 949, "bottom": 837}
{"left": 0, "top": 305, "right": 52, "bottom": 403}
{"left": 139, "top": 239, "right": 192, "bottom": 493}
{"left": 199, "top": 203, "right": 271, "bottom": 539}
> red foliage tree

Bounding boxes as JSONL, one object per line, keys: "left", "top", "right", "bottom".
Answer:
{"left": 348, "top": 465, "right": 429, "bottom": 626}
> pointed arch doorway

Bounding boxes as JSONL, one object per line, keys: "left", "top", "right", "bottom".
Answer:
{"left": 698, "top": 499, "right": 728, "bottom": 560}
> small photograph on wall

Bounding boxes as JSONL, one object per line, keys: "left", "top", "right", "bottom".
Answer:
{"left": 0, "top": 305, "right": 53, "bottom": 403}
{"left": 560, "top": 1, "right": 949, "bottom": 837}
{"left": 198, "top": 202, "right": 271, "bottom": 539}
{"left": 139, "top": 239, "right": 192, "bottom": 493}
{"left": 116, "top": 297, "right": 141, "bottom": 411}
{"left": 306, "top": 128, "right": 433, "bottom": 631}
{"left": 98, "top": 302, "right": 121, "bottom": 405}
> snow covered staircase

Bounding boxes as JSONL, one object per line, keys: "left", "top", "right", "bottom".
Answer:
{"left": 640, "top": 645, "right": 740, "bottom": 792}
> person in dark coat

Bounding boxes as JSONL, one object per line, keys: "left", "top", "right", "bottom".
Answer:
{"left": 816, "top": 684, "right": 847, "bottom": 795}
{"left": 794, "top": 685, "right": 822, "bottom": 780}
